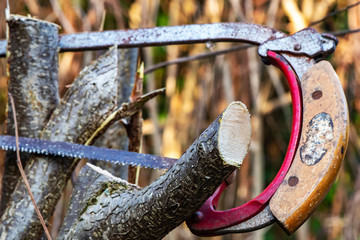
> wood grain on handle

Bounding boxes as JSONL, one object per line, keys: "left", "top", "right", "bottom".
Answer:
{"left": 269, "top": 61, "right": 349, "bottom": 234}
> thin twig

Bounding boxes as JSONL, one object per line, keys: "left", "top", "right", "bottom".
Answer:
{"left": 49, "top": 0, "right": 76, "bottom": 33}
{"left": 127, "top": 62, "right": 144, "bottom": 184}
{"left": 144, "top": 44, "right": 254, "bottom": 74}
{"left": 329, "top": 28, "right": 360, "bottom": 37}
{"left": 8, "top": 93, "right": 52, "bottom": 240}
{"left": 84, "top": 87, "right": 165, "bottom": 147}
{"left": 309, "top": 1, "right": 360, "bottom": 26}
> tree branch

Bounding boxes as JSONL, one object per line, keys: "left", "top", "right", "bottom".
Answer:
{"left": 84, "top": 88, "right": 166, "bottom": 147}
{"left": 60, "top": 101, "right": 251, "bottom": 239}
{"left": 127, "top": 62, "right": 143, "bottom": 184}
{"left": 89, "top": 48, "right": 139, "bottom": 179}
{"left": 0, "top": 46, "right": 121, "bottom": 239}
{"left": 57, "top": 163, "right": 141, "bottom": 238}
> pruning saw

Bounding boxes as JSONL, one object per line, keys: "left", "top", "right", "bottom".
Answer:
{"left": 0, "top": 23, "right": 349, "bottom": 235}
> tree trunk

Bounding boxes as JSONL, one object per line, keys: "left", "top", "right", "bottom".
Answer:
{"left": 60, "top": 101, "right": 251, "bottom": 239}
{"left": 0, "top": 42, "right": 120, "bottom": 239}
{"left": 1, "top": 15, "right": 60, "bottom": 213}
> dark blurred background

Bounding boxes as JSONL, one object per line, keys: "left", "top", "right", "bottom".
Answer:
{"left": 0, "top": 0, "right": 359, "bottom": 239}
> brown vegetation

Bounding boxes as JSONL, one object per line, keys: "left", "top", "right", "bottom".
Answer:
{"left": 0, "top": 0, "right": 360, "bottom": 239}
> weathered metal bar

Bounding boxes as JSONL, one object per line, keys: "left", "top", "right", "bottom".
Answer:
{"left": 58, "top": 23, "right": 284, "bottom": 51}
{"left": 0, "top": 23, "right": 287, "bottom": 57}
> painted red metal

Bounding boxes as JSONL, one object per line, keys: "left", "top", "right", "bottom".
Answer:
{"left": 187, "top": 51, "right": 303, "bottom": 233}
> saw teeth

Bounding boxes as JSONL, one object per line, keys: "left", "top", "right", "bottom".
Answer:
{"left": 118, "top": 161, "right": 126, "bottom": 166}
{"left": 0, "top": 135, "right": 175, "bottom": 169}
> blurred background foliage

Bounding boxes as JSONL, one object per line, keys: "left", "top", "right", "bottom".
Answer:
{"left": 0, "top": 0, "right": 360, "bottom": 239}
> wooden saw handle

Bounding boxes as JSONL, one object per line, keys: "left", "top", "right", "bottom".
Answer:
{"left": 269, "top": 61, "right": 349, "bottom": 234}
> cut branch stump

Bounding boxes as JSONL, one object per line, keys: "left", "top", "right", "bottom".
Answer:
{"left": 61, "top": 101, "right": 251, "bottom": 240}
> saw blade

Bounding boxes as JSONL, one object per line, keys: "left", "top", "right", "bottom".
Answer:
{"left": 0, "top": 135, "right": 176, "bottom": 169}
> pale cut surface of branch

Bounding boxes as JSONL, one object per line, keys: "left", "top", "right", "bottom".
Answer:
{"left": 0, "top": 47, "right": 121, "bottom": 239}
{"left": 61, "top": 101, "right": 251, "bottom": 240}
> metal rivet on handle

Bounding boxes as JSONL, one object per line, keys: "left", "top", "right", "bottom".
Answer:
{"left": 312, "top": 90, "right": 323, "bottom": 100}
{"left": 288, "top": 176, "right": 299, "bottom": 187}
{"left": 294, "top": 44, "right": 301, "bottom": 51}
{"left": 192, "top": 211, "right": 204, "bottom": 223}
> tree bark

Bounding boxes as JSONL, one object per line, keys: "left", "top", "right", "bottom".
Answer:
{"left": 60, "top": 101, "right": 251, "bottom": 240}
{"left": 1, "top": 15, "right": 60, "bottom": 213}
{"left": 1, "top": 16, "right": 252, "bottom": 240}
{"left": 0, "top": 46, "right": 121, "bottom": 239}
{"left": 57, "top": 163, "right": 140, "bottom": 239}
{"left": 91, "top": 48, "right": 139, "bottom": 179}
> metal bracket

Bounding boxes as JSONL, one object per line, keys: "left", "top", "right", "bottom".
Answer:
{"left": 258, "top": 28, "right": 338, "bottom": 60}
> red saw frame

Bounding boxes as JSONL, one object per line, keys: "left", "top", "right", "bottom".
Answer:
{"left": 187, "top": 51, "right": 303, "bottom": 234}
